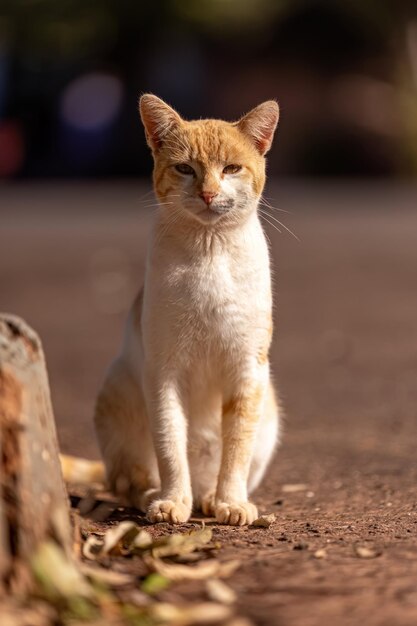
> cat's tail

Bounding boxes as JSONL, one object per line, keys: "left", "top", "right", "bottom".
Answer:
{"left": 59, "top": 453, "right": 106, "bottom": 484}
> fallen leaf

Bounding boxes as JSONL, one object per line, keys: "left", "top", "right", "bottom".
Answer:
{"left": 141, "top": 572, "right": 171, "bottom": 595}
{"left": 151, "top": 602, "right": 233, "bottom": 625}
{"left": 79, "top": 563, "right": 132, "bottom": 587}
{"left": 216, "top": 560, "right": 242, "bottom": 578}
{"left": 82, "top": 534, "right": 104, "bottom": 560}
{"left": 101, "top": 521, "right": 140, "bottom": 555}
{"left": 175, "top": 552, "right": 207, "bottom": 563}
{"left": 281, "top": 484, "right": 308, "bottom": 493}
{"left": 31, "top": 541, "right": 94, "bottom": 601}
{"left": 251, "top": 514, "right": 276, "bottom": 528}
{"left": 206, "top": 579, "right": 237, "bottom": 604}
{"left": 151, "top": 526, "right": 214, "bottom": 559}
{"left": 132, "top": 529, "right": 153, "bottom": 550}
{"left": 145, "top": 556, "right": 241, "bottom": 581}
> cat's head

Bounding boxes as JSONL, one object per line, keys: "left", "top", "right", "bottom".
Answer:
{"left": 139, "top": 94, "right": 279, "bottom": 226}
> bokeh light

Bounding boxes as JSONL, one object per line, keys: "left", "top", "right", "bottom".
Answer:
{"left": 60, "top": 72, "right": 124, "bottom": 132}
{"left": 0, "top": 120, "right": 24, "bottom": 177}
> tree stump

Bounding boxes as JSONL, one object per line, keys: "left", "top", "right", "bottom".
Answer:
{"left": 0, "top": 314, "right": 71, "bottom": 594}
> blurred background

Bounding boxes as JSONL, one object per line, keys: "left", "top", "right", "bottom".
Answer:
{"left": 1, "top": 0, "right": 417, "bottom": 179}
{"left": 1, "top": 4, "right": 417, "bottom": 622}
{"left": 1, "top": 0, "right": 417, "bottom": 463}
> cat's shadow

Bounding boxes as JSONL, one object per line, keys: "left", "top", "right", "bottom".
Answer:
{"left": 70, "top": 490, "right": 217, "bottom": 526}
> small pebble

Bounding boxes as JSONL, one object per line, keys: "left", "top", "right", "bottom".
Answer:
{"left": 355, "top": 545, "right": 381, "bottom": 559}
{"left": 252, "top": 514, "right": 276, "bottom": 528}
{"left": 282, "top": 484, "right": 308, "bottom": 493}
{"left": 314, "top": 548, "right": 327, "bottom": 559}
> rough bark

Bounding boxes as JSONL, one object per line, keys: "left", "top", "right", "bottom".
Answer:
{"left": 0, "top": 314, "right": 71, "bottom": 594}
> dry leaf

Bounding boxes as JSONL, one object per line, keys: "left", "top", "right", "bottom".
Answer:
{"left": 101, "top": 521, "right": 140, "bottom": 555}
{"left": 145, "top": 557, "right": 223, "bottom": 581}
{"left": 145, "top": 556, "right": 241, "bottom": 582}
{"left": 175, "top": 552, "right": 207, "bottom": 563}
{"left": 151, "top": 526, "right": 213, "bottom": 559}
{"left": 151, "top": 602, "right": 233, "bottom": 625}
{"left": 132, "top": 529, "right": 153, "bottom": 550}
{"left": 216, "top": 560, "right": 241, "bottom": 578}
{"left": 141, "top": 572, "right": 171, "bottom": 595}
{"left": 206, "top": 579, "right": 237, "bottom": 605}
{"left": 82, "top": 534, "right": 104, "bottom": 560}
{"left": 281, "top": 484, "right": 308, "bottom": 493}
{"left": 251, "top": 514, "right": 276, "bottom": 528}
{"left": 79, "top": 563, "right": 132, "bottom": 587}
{"left": 84, "top": 522, "right": 215, "bottom": 563}
{"left": 31, "top": 541, "right": 93, "bottom": 601}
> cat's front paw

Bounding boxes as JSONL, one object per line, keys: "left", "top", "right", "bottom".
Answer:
{"left": 215, "top": 501, "right": 258, "bottom": 526}
{"left": 147, "top": 498, "right": 191, "bottom": 524}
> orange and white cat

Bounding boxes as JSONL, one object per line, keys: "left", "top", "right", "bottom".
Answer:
{"left": 94, "top": 94, "right": 280, "bottom": 525}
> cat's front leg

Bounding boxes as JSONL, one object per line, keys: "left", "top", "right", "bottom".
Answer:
{"left": 144, "top": 375, "right": 192, "bottom": 524}
{"left": 215, "top": 378, "right": 266, "bottom": 526}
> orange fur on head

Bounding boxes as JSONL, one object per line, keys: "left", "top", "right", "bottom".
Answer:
{"left": 138, "top": 95, "right": 279, "bottom": 223}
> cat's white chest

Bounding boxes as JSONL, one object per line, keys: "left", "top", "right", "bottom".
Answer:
{"left": 143, "top": 218, "right": 271, "bottom": 371}
{"left": 191, "top": 253, "right": 242, "bottom": 319}
{"left": 167, "top": 247, "right": 268, "bottom": 353}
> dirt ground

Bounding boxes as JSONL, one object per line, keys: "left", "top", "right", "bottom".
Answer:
{"left": 1, "top": 181, "right": 417, "bottom": 626}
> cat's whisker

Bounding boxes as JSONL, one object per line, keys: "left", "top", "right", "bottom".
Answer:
{"left": 137, "top": 189, "right": 155, "bottom": 202}
{"left": 258, "top": 208, "right": 300, "bottom": 242}
{"left": 258, "top": 210, "right": 283, "bottom": 235}
{"left": 141, "top": 202, "right": 175, "bottom": 209}
{"left": 155, "top": 207, "right": 183, "bottom": 244}
{"left": 259, "top": 196, "right": 292, "bottom": 214}
{"left": 141, "top": 198, "right": 177, "bottom": 206}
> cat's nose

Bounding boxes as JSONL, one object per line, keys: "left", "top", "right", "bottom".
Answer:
{"left": 199, "top": 191, "right": 218, "bottom": 205}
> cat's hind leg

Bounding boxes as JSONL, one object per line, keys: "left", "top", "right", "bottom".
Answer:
{"left": 94, "top": 358, "right": 160, "bottom": 511}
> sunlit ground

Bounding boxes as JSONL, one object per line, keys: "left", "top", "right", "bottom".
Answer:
{"left": 1, "top": 180, "right": 417, "bottom": 625}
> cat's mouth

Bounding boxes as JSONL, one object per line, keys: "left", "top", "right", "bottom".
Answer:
{"left": 196, "top": 203, "right": 233, "bottom": 224}
{"left": 179, "top": 198, "right": 236, "bottom": 224}
{"left": 196, "top": 208, "right": 226, "bottom": 223}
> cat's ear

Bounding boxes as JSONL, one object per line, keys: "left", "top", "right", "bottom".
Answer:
{"left": 237, "top": 100, "right": 279, "bottom": 155}
{"left": 139, "top": 94, "right": 182, "bottom": 151}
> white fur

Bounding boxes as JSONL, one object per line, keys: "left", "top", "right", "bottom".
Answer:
{"left": 95, "top": 198, "right": 280, "bottom": 525}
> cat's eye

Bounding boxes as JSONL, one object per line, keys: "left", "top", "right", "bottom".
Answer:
{"left": 175, "top": 163, "right": 195, "bottom": 176}
{"left": 223, "top": 164, "right": 242, "bottom": 175}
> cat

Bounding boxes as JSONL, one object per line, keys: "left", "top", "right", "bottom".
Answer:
{"left": 93, "top": 94, "right": 281, "bottom": 525}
